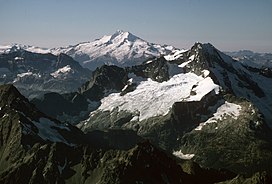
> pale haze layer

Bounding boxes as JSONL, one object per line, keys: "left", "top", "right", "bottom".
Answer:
{"left": 0, "top": 0, "right": 271, "bottom": 52}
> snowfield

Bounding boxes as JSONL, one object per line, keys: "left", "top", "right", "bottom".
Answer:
{"left": 51, "top": 65, "right": 73, "bottom": 78}
{"left": 173, "top": 150, "right": 195, "bottom": 160}
{"left": 92, "top": 72, "right": 219, "bottom": 121}
{"left": 195, "top": 101, "right": 242, "bottom": 131}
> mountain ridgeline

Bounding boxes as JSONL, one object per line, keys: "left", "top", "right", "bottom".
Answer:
{"left": 1, "top": 32, "right": 272, "bottom": 184}
{"left": 0, "top": 30, "right": 175, "bottom": 70}
{"left": 0, "top": 49, "right": 91, "bottom": 99}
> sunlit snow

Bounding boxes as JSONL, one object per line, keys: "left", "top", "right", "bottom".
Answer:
{"left": 17, "top": 72, "right": 34, "bottom": 78}
{"left": 164, "top": 49, "right": 187, "bottom": 61}
{"left": 50, "top": 65, "right": 72, "bottom": 78}
{"left": 187, "top": 77, "right": 220, "bottom": 101}
{"left": 195, "top": 101, "right": 242, "bottom": 130}
{"left": 96, "top": 72, "right": 219, "bottom": 121}
{"left": 173, "top": 150, "right": 195, "bottom": 160}
{"left": 51, "top": 30, "right": 176, "bottom": 69}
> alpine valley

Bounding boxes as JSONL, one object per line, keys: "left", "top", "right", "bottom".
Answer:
{"left": 1, "top": 31, "right": 272, "bottom": 184}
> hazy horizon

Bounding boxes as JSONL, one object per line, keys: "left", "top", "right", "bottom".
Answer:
{"left": 1, "top": 0, "right": 271, "bottom": 53}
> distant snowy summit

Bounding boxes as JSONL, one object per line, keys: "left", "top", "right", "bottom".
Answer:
{"left": 0, "top": 30, "right": 176, "bottom": 70}
{"left": 51, "top": 30, "right": 176, "bottom": 70}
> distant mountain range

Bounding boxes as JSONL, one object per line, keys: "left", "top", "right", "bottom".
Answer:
{"left": 1, "top": 30, "right": 176, "bottom": 70}
{"left": 1, "top": 30, "right": 271, "bottom": 71}
{"left": 225, "top": 50, "right": 272, "bottom": 68}
{"left": 0, "top": 50, "right": 91, "bottom": 98}
{"left": 1, "top": 31, "right": 272, "bottom": 183}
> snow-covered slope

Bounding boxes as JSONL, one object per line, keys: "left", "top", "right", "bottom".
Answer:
{"left": 89, "top": 72, "right": 219, "bottom": 122}
{"left": 1, "top": 30, "right": 176, "bottom": 70}
{"left": 0, "top": 30, "right": 179, "bottom": 70}
{"left": 50, "top": 30, "right": 175, "bottom": 70}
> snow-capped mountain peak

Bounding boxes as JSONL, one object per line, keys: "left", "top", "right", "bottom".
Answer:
{"left": 110, "top": 30, "right": 140, "bottom": 43}
{"left": 87, "top": 30, "right": 142, "bottom": 49}
{"left": 1, "top": 30, "right": 177, "bottom": 70}
{"left": 49, "top": 30, "right": 176, "bottom": 69}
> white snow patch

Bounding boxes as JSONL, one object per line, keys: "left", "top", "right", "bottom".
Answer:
{"left": 121, "top": 84, "right": 128, "bottom": 92}
{"left": 173, "top": 150, "right": 195, "bottom": 160}
{"left": 177, "top": 54, "right": 196, "bottom": 68}
{"left": 94, "top": 72, "right": 218, "bottom": 121}
{"left": 178, "top": 61, "right": 191, "bottom": 68}
{"left": 130, "top": 116, "right": 139, "bottom": 121}
{"left": 164, "top": 49, "right": 187, "bottom": 61}
{"left": 187, "top": 77, "right": 220, "bottom": 101}
{"left": 202, "top": 70, "right": 210, "bottom": 77}
{"left": 195, "top": 101, "right": 242, "bottom": 130}
{"left": 2, "top": 113, "right": 9, "bottom": 118}
{"left": 17, "top": 71, "right": 33, "bottom": 78}
{"left": 189, "top": 55, "right": 195, "bottom": 61}
{"left": 0, "top": 45, "right": 13, "bottom": 54}
{"left": 51, "top": 65, "right": 72, "bottom": 78}
{"left": 14, "top": 57, "right": 24, "bottom": 60}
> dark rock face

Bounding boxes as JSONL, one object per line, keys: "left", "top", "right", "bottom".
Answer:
{"left": 80, "top": 65, "right": 128, "bottom": 101}
{"left": 31, "top": 92, "right": 89, "bottom": 119}
{"left": 129, "top": 57, "right": 170, "bottom": 82}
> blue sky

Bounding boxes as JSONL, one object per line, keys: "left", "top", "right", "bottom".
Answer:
{"left": 0, "top": 0, "right": 271, "bottom": 52}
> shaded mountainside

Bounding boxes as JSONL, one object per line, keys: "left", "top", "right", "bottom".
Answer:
{"left": 0, "top": 50, "right": 91, "bottom": 99}
{"left": 0, "top": 84, "right": 245, "bottom": 184}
